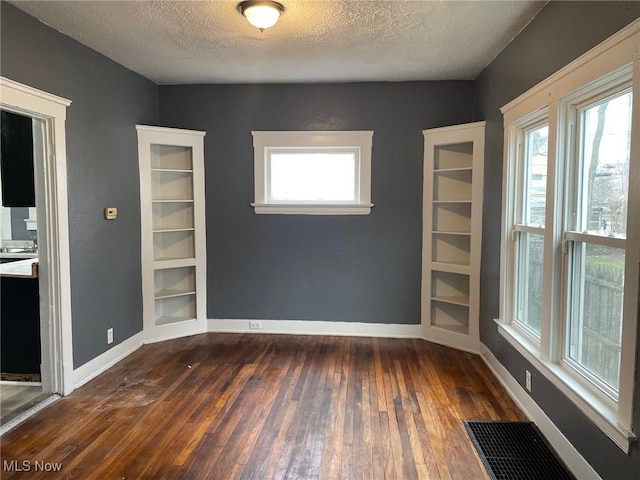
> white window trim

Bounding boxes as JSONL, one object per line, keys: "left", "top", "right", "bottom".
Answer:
{"left": 251, "top": 131, "right": 374, "bottom": 215}
{"left": 498, "top": 19, "right": 640, "bottom": 452}
{"left": 511, "top": 112, "right": 550, "bottom": 343}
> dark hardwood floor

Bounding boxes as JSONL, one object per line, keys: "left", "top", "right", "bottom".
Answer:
{"left": 0, "top": 333, "right": 526, "bottom": 479}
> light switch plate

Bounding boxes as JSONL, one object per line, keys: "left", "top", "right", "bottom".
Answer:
{"left": 104, "top": 207, "right": 117, "bottom": 220}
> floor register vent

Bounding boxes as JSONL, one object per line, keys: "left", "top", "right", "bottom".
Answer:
{"left": 463, "top": 421, "right": 574, "bottom": 480}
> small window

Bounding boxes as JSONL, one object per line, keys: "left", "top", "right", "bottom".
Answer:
{"left": 251, "top": 131, "right": 373, "bottom": 215}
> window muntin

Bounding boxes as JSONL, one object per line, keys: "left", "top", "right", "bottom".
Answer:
{"left": 268, "top": 149, "right": 358, "bottom": 203}
{"left": 251, "top": 131, "right": 373, "bottom": 215}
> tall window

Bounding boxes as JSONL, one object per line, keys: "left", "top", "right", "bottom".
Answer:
{"left": 564, "top": 88, "right": 632, "bottom": 399}
{"left": 514, "top": 122, "right": 549, "bottom": 339}
{"left": 499, "top": 36, "right": 639, "bottom": 452}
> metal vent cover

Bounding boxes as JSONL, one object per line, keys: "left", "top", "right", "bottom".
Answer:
{"left": 463, "top": 421, "right": 574, "bottom": 480}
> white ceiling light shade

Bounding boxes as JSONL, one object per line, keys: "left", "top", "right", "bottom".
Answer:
{"left": 238, "top": 1, "right": 284, "bottom": 32}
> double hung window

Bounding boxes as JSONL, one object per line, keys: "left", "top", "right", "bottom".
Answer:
{"left": 499, "top": 25, "right": 640, "bottom": 452}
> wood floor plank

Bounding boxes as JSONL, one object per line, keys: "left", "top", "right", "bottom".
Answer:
{"left": 367, "top": 341, "right": 387, "bottom": 479}
{"left": 1, "top": 333, "right": 527, "bottom": 480}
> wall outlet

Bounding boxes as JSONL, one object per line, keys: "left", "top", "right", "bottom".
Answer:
{"left": 107, "top": 328, "right": 114, "bottom": 344}
{"left": 525, "top": 370, "right": 532, "bottom": 392}
{"left": 249, "top": 320, "right": 262, "bottom": 330}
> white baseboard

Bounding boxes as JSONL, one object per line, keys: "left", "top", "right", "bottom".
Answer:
{"left": 72, "top": 332, "right": 144, "bottom": 390}
{"left": 208, "top": 318, "right": 422, "bottom": 339}
{"left": 479, "top": 343, "right": 601, "bottom": 480}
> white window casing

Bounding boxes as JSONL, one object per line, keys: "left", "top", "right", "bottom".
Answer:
{"left": 498, "top": 19, "right": 640, "bottom": 452}
{"left": 251, "top": 131, "right": 374, "bottom": 215}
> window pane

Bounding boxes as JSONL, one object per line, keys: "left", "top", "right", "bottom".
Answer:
{"left": 270, "top": 152, "right": 356, "bottom": 202}
{"left": 524, "top": 125, "right": 548, "bottom": 226}
{"left": 515, "top": 232, "right": 544, "bottom": 337}
{"left": 578, "top": 91, "right": 632, "bottom": 237}
{"left": 567, "top": 244, "right": 624, "bottom": 392}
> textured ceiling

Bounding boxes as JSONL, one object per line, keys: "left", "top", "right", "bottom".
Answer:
{"left": 10, "top": 0, "right": 546, "bottom": 84}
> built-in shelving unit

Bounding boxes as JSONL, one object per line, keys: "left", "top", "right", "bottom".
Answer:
{"left": 422, "top": 122, "right": 484, "bottom": 352}
{"left": 137, "top": 125, "right": 206, "bottom": 342}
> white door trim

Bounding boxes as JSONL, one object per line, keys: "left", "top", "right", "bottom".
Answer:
{"left": 0, "top": 77, "right": 74, "bottom": 396}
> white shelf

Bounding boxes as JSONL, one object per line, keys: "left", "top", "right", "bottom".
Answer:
{"left": 431, "top": 295, "right": 470, "bottom": 307}
{"left": 150, "top": 144, "right": 193, "bottom": 170}
{"left": 153, "top": 228, "right": 195, "bottom": 233}
{"left": 434, "top": 167, "right": 473, "bottom": 173}
{"left": 433, "top": 203, "right": 471, "bottom": 232}
{"left": 434, "top": 142, "right": 473, "bottom": 169}
{"left": 152, "top": 201, "right": 194, "bottom": 231}
{"left": 151, "top": 168, "right": 193, "bottom": 173}
{"left": 138, "top": 125, "right": 206, "bottom": 343}
{"left": 432, "top": 323, "right": 469, "bottom": 335}
{"left": 433, "top": 172, "right": 472, "bottom": 202}
{"left": 153, "top": 258, "right": 196, "bottom": 269}
{"left": 432, "top": 233, "right": 470, "bottom": 265}
{"left": 154, "top": 293, "right": 196, "bottom": 322}
{"left": 432, "top": 231, "right": 471, "bottom": 236}
{"left": 155, "top": 316, "right": 197, "bottom": 327}
{"left": 153, "top": 230, "right": 194, "bottom": 262}
{"left": 431, "top": 261, "right": 470, "bottom": 275}
{"left": 154, "top": 266, "right": 196, "bottom": 298}
{"left": 422, "top": 122, "right": 484, "bottom": 352}
{"left": 153, "top": 254, "right": 194, "bottom": 263}
{"left": 151, "top": 170, "right": 193, "bottom": 202}
{"left": 431, "top": 301, "right": 469, "bottom": 333}
{"left": 155, "top": 289, "right": 196, "bottom": 300}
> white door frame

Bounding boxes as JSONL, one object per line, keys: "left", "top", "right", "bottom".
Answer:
{"left": 0, "top": 77, "right": 74, "bottom": 396}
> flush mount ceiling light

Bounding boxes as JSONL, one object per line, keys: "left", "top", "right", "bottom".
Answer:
{"left": 238, "top": 0, "right": 284, "bottom": 32}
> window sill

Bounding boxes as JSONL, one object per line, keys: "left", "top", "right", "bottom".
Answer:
{"left": 495, "top": 319, "right": 636, "bottom": 453}
{"left": 251, "top": 203, "right": 373, "bottom": 215}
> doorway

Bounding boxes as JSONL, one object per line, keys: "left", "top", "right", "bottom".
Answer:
{"left": 0, "top": 77, "right": 73, "bottom": 433}
{"left": 0, "top": 110, "right": 49, "bottom": 425}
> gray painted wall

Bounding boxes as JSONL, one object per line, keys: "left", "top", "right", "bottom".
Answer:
{"left": 474, "top": 2, "right": 640, "bottom": 478}
{"left": 4, "top": 1, "right": 638, "bottom": 475}
{"left": 0, "top": 2, "right": 159, "bottom": 367}
{"left": 159, "top": 82, "right": 473, "bottom": 324}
